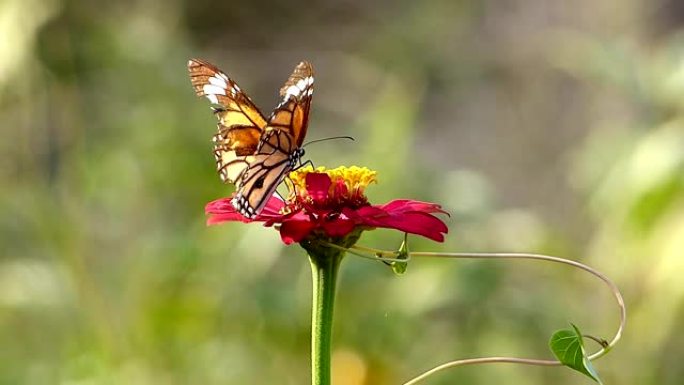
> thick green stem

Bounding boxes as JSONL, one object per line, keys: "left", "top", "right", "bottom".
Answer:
{"left": 309, "top": 252, "right": 343, "bottom": 385}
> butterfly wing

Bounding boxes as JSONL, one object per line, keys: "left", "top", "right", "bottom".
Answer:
{"left": 231, "top": 131, "right": 294, "bottom": 218}
{"left": 188, "top": 58, "right": 268, "bottom": 183}
{"left": 231, "top": 62, "right": 315, "bottom": 217}
{"left": 268, "top": 61, "right": 314, "bottom": 148}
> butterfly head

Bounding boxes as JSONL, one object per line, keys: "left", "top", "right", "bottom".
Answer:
{"left": 290, "top": 148, "right": 305, "bottom": 168}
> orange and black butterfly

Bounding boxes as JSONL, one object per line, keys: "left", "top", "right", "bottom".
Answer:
{"left": 188, "top": 59, "right": 313, "bottom": 218}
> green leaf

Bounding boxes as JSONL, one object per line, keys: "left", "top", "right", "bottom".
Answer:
{"left": 390, "top": 233, "right": 410, "bottom": 275}
{"left": 549, "top": 323, "right": 603, "bottom": 384}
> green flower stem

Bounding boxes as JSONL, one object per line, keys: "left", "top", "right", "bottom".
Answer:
{"left": 308, "top": 251, "right": 343, "bottom": 385}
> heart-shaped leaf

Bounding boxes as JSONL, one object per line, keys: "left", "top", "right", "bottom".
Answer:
{"left": 549, "top": 323, "right": 603, "bottom": 384}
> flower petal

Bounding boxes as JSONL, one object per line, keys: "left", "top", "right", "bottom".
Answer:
{"left": 352, "top": 202, "right": 449, "bottom": 242}
{"left": 205, "top": 197, "right": 250, "bottom": 225}
{"left": 332, "top": 179, "right": 349, "bottom": 198}
{"left": 279, "top": 218, "right": 317, "bottom": 244}
{"left": 205, "top": 197, "right": 234, "bottom": 214}
{"left": 377, "top": 211, "right": 448, "bottom": 242}
{"left": 205, "top": 195, "right": 287, "bottom": 225}
{"left": 321, "top": 215, "right": 356, "bottom": 237}
{"left": 305, "top": 173, "right": 332, "bottom": 203}
{"left": 380, "top": 199, "right": 449, "bottom": 215}
{"left": 258, "top": 196, "right": 288, "bottom": 218}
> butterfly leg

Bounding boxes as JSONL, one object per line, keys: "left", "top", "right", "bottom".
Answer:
{"left": 286, "top": 160, "right": 315, "bottom": 197}
{"left": 274, "top": 189, "right": 287, "bottom": 201}
{"left": 295, "top": 159, "right": 315, "bottom": 171}
{"left": 283, "top": 175, "right": 298, "bottom": 197}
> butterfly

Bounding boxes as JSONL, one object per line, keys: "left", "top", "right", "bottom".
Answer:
{"left": 188, "top": 59, "right": 314, "bottom": 219}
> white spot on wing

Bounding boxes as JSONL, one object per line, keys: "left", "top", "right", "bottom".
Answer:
{"left": 208, "top": 75, "right": 228, "bottom": 89}
{"left": 284, "top": 85, "right": 300, "bottom": 98}
{"left": 203, "top": 84, "right": 226, "bottom": 95}
{"left": 207, "top": 94, "right": 219, "bottom": 104}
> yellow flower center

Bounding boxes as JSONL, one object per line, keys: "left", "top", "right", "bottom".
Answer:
{"left": 288, "top": 165, "right": 377, "bottom": 203}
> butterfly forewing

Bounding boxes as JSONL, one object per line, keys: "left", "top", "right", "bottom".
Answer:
{"left": 188, "top": 58, "right": 268, "bottom": 183}
{"left": 257, "top": 126, "right": 294, "bottom": 154}
{"left": 188, "top": 59, "right": 267, "bottom": 129}
{"left": 269, "top": 61, "right": 314, "bottom": 147}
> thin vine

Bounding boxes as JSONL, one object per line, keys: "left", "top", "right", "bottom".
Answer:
{"left": 319, "top": 241, "right": 625, "bottom": 384}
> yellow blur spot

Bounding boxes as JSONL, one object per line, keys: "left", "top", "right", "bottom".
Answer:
{"left": 332, "top": 348, "right": 367, "bottom": 385}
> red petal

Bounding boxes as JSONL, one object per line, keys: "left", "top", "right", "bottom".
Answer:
{"left": 263, "top": 209, "right": 307, "bottom": 227}
{"left": 332, "top": 179, "right": 349, "bottom": 198}
{"left": 205, "top": 195, "right": 287, "bottom": 225}
{"left": 380, "top": 199, "right": 449, "bottom": 215}
{"left": 205, "top": 197, "right": 249, "bottom": 225}
{"left": 279, "top": 218, "right": 316, "bottom": 244}
{"left": 352, "top": 203, "right": 449, "bottom": 242}
{"left": 207, "top": 213, "right": 250, "bottom": 225}
{"left": 205, "top": 197, "right": 234, "bottom": 214}
{"left": 321, "top": 216, "right": 356, "bottom": 237}
{"left": 258, "top": 196, "right": 287, "bottom": 218}
{"left": 378, "top": 211, "right": 448, "bottom": 242}
{"left": 305, "top": 173, "right": 332, "bottom": 203}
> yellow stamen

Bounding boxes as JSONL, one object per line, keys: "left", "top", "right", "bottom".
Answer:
{"left": 288, "top": 165, "right": 377, "bottom": 199}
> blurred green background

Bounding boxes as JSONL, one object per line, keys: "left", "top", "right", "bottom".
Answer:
{"left": 2, "top": 0, "right": 684, "bottom": 384}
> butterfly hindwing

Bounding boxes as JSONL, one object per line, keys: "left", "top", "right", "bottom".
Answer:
{"left": 232, "top": 129, "right": 298, "bottom": 217}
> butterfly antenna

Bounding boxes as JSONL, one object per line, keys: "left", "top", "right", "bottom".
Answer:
{"left": 302, "top": 136, "right": 355, "bottom": 147}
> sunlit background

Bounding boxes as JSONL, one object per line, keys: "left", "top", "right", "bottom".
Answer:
{"left": 2, "top": 0, "right": 684, "bottom": 384}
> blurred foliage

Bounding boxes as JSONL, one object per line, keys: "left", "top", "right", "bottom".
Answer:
{"left": 1, "top": 0, "right": 684, "bottom": 384}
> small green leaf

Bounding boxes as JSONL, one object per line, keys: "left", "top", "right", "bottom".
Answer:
{"left": 549, "top": 323, "right": 603, "bottom": 384}
{"left": 390, "top": 233, "right": 409, "bottom": 275}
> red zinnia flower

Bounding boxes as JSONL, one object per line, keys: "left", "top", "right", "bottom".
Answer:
{"left": 205, "top": 166, "right": 448, "bottom": 245}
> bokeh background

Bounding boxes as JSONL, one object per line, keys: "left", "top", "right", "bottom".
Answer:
{"left": 2, "top": 0, "right": 684, "bottom": 384}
